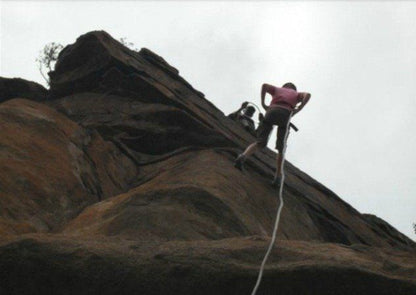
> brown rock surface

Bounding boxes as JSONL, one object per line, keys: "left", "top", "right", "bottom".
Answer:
{"left": 0, "top": 98, "right": 137, "bottom": 235}
{"left": 1, "top": 31, "right": 415, "bottom": 294}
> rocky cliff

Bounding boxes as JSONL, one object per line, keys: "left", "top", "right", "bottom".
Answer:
{"left": 0, "top": 31, "right": 415, "bottom": 295}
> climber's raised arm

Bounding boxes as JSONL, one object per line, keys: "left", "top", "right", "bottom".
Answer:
{"left": 293, "top": 92, "right": 311, "bottom": 116}
{"left": 260, "top": 84, "right": 275, "bottom": 110}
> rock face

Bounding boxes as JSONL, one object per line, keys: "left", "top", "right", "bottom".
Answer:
{"left": 0, "top": 98, "right": 137, "bottom": 236}
{"left": 0, "top": 31, "right": 415, "bottom": 295}
{"left": 0, "top": 77, "right": 48, "bottom": 103}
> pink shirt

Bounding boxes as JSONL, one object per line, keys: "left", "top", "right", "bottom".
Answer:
{"left": 270, "top": 87, "right": 301, "bottom": 111}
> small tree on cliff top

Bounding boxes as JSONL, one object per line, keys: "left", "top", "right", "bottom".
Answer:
{"left": 119, "top": 37, "right": 138, "bottom": 51}
{"left": 36, "top": 42, "right": 63, "bottom": 86}
{"left": 36, "top": 37, "right": 136, "bottom": 87}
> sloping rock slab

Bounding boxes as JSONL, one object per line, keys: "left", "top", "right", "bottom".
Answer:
{"left": 60, "top": 148, "right": 415, "bottom": 251}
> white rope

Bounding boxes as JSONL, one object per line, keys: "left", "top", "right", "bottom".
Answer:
{"left": 250, "top": 111, "right": 293, "bottom": 295}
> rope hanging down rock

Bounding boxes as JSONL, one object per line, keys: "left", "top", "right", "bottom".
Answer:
{"left": 250, "top": 112, "right": 293, "bottom": 295}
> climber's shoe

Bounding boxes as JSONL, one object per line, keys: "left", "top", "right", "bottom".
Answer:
{"left": 234, "top": 154, "right": 246, "bottom": 171}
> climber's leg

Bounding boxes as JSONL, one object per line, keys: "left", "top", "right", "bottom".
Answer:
{"left": 234, "top": 117, "right": 272, "bottom": 170}
{"left": 243, "top": 142, "right": 261, "bottom": 157}
{"left": 272, "top": 109, "right": 291, "bottom": 187}
{"left": 275, "top": 124, "right": 287, "bottom": 175}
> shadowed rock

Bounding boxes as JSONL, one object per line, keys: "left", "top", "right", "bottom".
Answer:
{"left": 1, "top": 236, "right": 415, "bottom": 295}
{"left": 0, "top": 77, "right": 48, "bottom": 103}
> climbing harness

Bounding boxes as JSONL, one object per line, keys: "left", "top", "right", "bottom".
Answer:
{"left": 246, "top": 101, "right": 298, "bottom": 132}
{"left": 250, "top": 111, "right": 294, "bottom": 295}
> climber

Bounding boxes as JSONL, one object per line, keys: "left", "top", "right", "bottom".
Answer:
{"left": 234, "top": 82, "right": 311, "bottom": 187}
{"left": 228, "top": 102, "right": 256, "bottom": 136}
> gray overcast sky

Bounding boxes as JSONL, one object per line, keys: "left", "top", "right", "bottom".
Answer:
{"left": 1, "top": 1, "right": 415, "bottom": 239}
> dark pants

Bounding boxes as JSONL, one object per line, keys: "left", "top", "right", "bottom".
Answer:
{"left": 256, "top": 107, "right": 291, "bottom": 153}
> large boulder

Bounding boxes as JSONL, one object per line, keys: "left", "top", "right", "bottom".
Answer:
{"left": 47, "top": 31, "right": 415, "bottom": 249}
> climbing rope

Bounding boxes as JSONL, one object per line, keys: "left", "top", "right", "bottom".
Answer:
{"left": 250, "top": 111, "right": 293, "bottom": 295}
